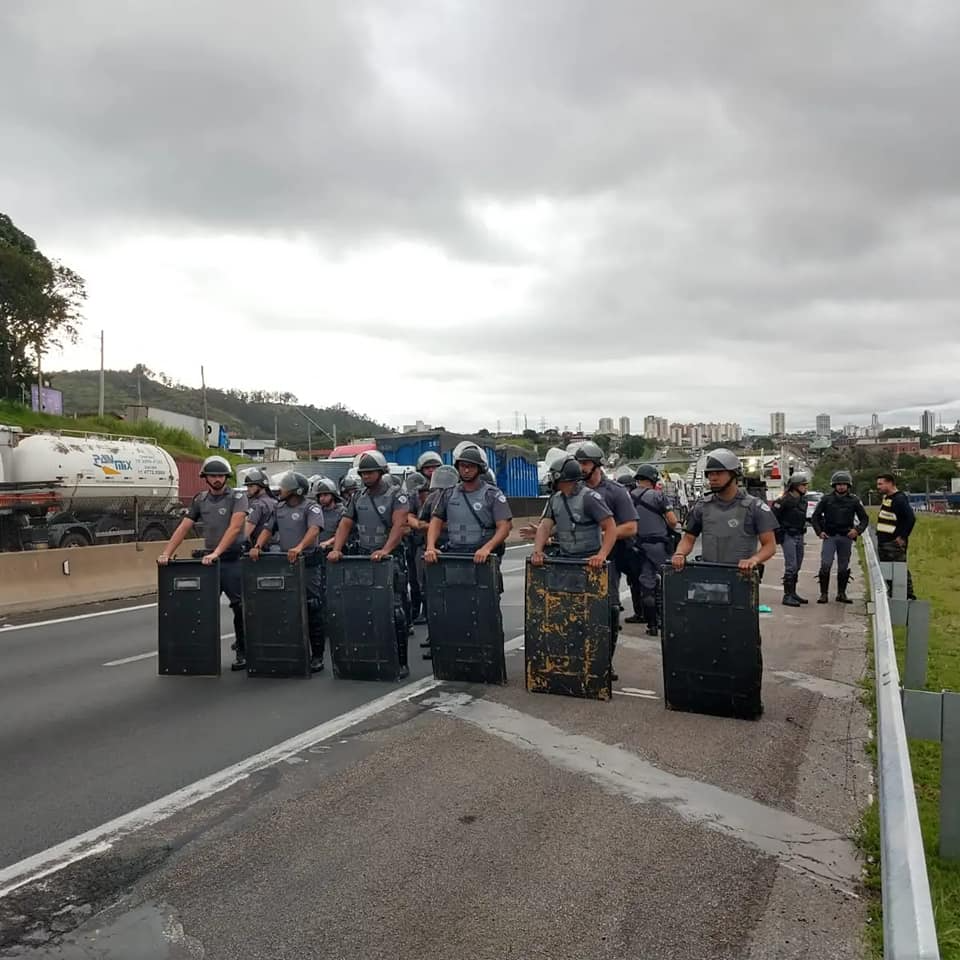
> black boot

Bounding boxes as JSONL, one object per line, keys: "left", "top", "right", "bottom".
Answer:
{"left": 230, "top": 602, "right": 246, "bottom": 670}
{"left": 397, "top": 623, "right": 410, "bottom": 679}
{"left": 793, "top": 576, "right": 808, "bottom": 604}
{"left": 837, "top": 570, "right": 853, "bottom": 604}
{"left": 643, "top": 594, "right": 659, "bottom": 636}
{"left": 783, "top": 577, "right": 802, "bottom": 607}
{"left": 816, "top": 571, "right": 830, "bottom": 604}
{"left": 413, "top": 601, "right": 428, "bottom": 626}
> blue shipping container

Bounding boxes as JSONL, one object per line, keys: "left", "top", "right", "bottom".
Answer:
{"left": 377, "top": 436, "right": 442, "bottom": 467}
{"left": 497, "top": 455, "right": 540, "bottom": 497}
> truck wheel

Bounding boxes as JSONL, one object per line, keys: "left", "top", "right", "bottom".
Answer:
{"left": 141, "top": 527, "right": 166, "bottom": 542}
{"left": 60, "top": 532, "right": 92, "bottom": 548}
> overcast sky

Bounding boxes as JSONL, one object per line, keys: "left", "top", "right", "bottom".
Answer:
{"left": 3, "top": 1, "right": 959, "bottom": 435}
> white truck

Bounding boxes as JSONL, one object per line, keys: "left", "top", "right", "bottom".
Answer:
{"left": 0, "top": 426, "right": 184, "bottom": 551}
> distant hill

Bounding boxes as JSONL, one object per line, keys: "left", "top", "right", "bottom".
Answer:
{"left": 48, "top": 369, "right": 393, "bottom": 449}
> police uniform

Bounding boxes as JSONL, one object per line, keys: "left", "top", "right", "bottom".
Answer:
{"left": 629, "top": 486, "right": 673, "bottom": 630}
{"left": 587, "top": 475, "right": 639, "bottom": 597}
{"left": 432, "top": 480, "right": 513, "bottom": 553}
{"left": 267, "top": 497, "right": 326, "bottom": 663}
{"left": 344, "top": 479, "right": 411, "bottom": 663}
{"left": 246, "top": 491, "right": 277, "bottom": 550}
{"left": 683, "top": 489, "right": 779, "bottom": 564}
{"left": 771, "top": 489, "right": 808, "bottom": 597}
{"left": 188, "top": 487, "right": 249, "bottom": 651}
{"left": 810, "top": 492, "right": 869, "bottom": 599}
{"left": 543, "top": 482, "right": 613, "bottom": 558}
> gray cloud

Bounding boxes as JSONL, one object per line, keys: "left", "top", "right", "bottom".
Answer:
{"left": 3, "top": 0, "right": 960, "bottom": 432}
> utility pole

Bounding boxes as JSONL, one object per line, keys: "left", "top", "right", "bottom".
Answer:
{"left": 201, "top": 365, "right": 209, "bottom": 449}
{"left": 35, "top": 341, "right": 42, "bottom": 413}
{"left": 98, "top": 331, "right": 105, "bottom": 418}
{"left": 292, "top": 406, "right": 336, "bottom": 459}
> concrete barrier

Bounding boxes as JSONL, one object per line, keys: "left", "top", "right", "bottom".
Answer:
{"left": 0, "top": 539, "right": 205, "bottom": 616}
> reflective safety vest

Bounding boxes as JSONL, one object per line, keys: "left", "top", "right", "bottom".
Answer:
{"left": 877, "top": 496, "right": 898, "bottom": 536}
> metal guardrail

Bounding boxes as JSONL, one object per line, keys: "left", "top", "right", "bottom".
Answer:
{"left": 862, "top": 532, "right": 940, "bottom": 960}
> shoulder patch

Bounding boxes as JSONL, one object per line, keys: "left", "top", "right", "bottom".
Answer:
{"left": 309, "top": 505, "right": 321, "bottom": 514}
{"left": 397, "top": 494, "right": 408, "bottom": 505}
{"left": 497, "top": 493, "right": 507, "bottom": 503}
{"left": 588, "top": 491, "right": 603, "bottom": 501}
{"left": 234, "top": 491, "right": 244, "bottom": 500}
{"left": 759, "top": 502, "right": 771, "bottom": 512}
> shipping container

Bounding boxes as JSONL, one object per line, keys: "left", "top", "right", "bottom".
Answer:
{"left": 376, "top": 432, "right": 497, "bottom": 470}
{"left": 175, "top": 457, "right": 207, "bottom": 503}
{"left": 495, "top": 446, "right": 539, "bottom": 497}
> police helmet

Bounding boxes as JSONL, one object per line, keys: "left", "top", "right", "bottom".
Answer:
{"left": 386, "top": 473, "right": 402, "bottom": 488}
{"left": 276, "top": 471, "right": 309, "bottom": 497}
{"left": 429, "top": 464, "right": 459, "bottom": 490}
{"left": 703, "top": 449, "right": 742, "bottom": 475}
{"left": 787, "top": 471, "right": 810, "bottom": 490}
{"left": 200, "top": 455, "right": 232, "bottom": 477}
{"left": 552, "top": 456, "right": 583, "bottom": 483}
{"left": 485, "top": 467, "right": 497, "bottom": 484}
{"left": 416, "top": 451, "right": 443, "bottom": 472}
{"left": 356, "top": 451, "right": 389, "bottom": 473}
{"left": 454, "top": 445, "right": 487, "bottom": 468}
{"left": 311, "top": 476, "right": 340, "bottom": 499}
{"left": 573, "top": 440, "right": 605, "bottom": 466}
{"left": 405, "top": 471, "right": 428, "bottom": 493}
{"left": 242, "top": 467, "right": 270, "bottom": 487}
{"left": 634, "top": 463, "right": 659, "bottom": 483}
{"left": 614, "top": 465, "right": 635, "bottom": 486}
{"left": 830, "top": 470, "right": 853, "bottom": 487}
{"left": 339, "top": 472, "right": 360, "bottom": 494}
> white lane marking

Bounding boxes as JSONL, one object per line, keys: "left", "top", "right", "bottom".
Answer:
{"left": 614, "top": 690, "right": 659, "bottom": 700}
{"left": 103, "top": 652, "right": 157, "bottom": 667}
{"left": 424, "top": 693, "right": 861, "bottom": 893}
{"left": 0, "top": 603, "right": 158, "bottom": 634}
{"left": 0, "top": 675, "right": 442, "bottom": 898}
{"left": 504, "top": 633, "right": 524, "bottom": 652}
{"left": 621, "top": 687, "right": 657, "bottom": 696}
{"left": 103, "top": 633, "right": 235, "bottom": 667}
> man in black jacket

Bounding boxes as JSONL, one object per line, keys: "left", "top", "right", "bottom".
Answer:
{"left": 876, "top": 473, "right": 917, "bottom": 599}
{"left": 772, "top": 472, "right": 810, "bottom": 607}
{"left": 810, "top": 470, "right": 869, "bottom": 604}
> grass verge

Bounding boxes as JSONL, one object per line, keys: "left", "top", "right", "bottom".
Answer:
{"left": 858, "top": 513, "right": 960, "bottom": 958}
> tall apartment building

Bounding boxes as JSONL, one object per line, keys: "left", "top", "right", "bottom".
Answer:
{"left": 598, "top": 417, "right": 615, "bottom": 434}
{"left": 921, "top": 410, "right": 936, "bottom": 435}
{"left": 815, "top": 413, "right": 831, "bottom": 436}
{"left": 619, "top": 416, "right": 631, "bottom": 437}
{"left": 770, "top": 412, "right": 786, "bottom": 436}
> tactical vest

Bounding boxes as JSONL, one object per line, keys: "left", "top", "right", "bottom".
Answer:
{"left": 552, "top": 486, "right": 602, "bottom": 557}
{"left": 354, "top": 486, "right": 397, "bottom": 551}
{"left": 321, "top": 505, "right": 343, "bottom": 539}
{"left": 445, "top": 483, "right": 495, "bottom": 549}
{"left": 700, "top": 494, "right": 756, "bottom": 564}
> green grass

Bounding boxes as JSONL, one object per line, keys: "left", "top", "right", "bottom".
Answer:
{"left": 859, "top": 514, "right": 960, "bottom": 957}
{"left": 0, "top": 400, "right": 244, "bottom": 466}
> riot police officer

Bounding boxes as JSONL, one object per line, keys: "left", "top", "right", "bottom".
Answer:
{"left": 672, "top": 448, "right": 778, "bottom": 572}
{"left": 531, "top": 457, "right": 616, "bottom": 566}
{"left": 328, "top": 451, "right": 412, "bottom": 678}
{"left": 614, "top": 465, "right": 637, "bottom": 492}
{"left": 417, "top": 465, "right": 458, "bottom": 653}
{"left": 772, "top": 472, "right": 810, "bottom": 607}
{"left": 404, "top": 471, "right": 429, "bottom": 624}
{"left": 572, "top": 441, "right": 638, "bottom": 604}
{"left": 312, "top": 477, "right": 344, "bottom": 550}
{"left": 626, "top": 464, "right": 679, "bottom": 635}
{"left": 416, "top": 451, "right": 443, "bottom": 486}
{"left": 243, "top": 467, "right": 276, "bottom": 551}
{"left": 158, "top": 455, "right": 249, "bottom": 670}
{"left": 425, "top": 445, "right": 513, "bottom": 570}
{"left": 339, "top": 471, "right": 360, "bottom": 505}
{"left": 810, "top": 470, "right": 869, "bottom": 604}
{"left": 250, "top": 471, "right": 325, "bottom": 672}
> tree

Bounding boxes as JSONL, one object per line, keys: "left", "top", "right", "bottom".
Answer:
{"left": 619, "top": 434, "right": 650, "bottom": 459}
{"left": 0, "top": 213, "right": 84, "bottom": 400}
{"left": 591, "top": 433, "right": 613, "bottom": 455}
{"left": 477, "top": 428, "right": 491, "bottom": 437}
{"left": 522, "top": 428, "right": 539, "bottom": 442}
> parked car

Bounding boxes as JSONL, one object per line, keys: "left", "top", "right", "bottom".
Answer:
{"left": 805, "top": 490, "right": 824, "bottom": 519}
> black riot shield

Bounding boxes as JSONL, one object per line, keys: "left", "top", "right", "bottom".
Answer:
{"left": 524, "top": 557, "right": 613, "bottom": 700}
{"left": 158, "top": 559, "right": 221, "bottom": 676}
{"left": 242, "top": 554, "right": 311, "bottom": 677}
{"left": 325, "top": 555, "right": 401, "bottom": 682}
{"left": 424, "top": 554, "right": 506, "bottom": 684}
{"left": 660, "top": 561, "right": 763, "bottom": 720}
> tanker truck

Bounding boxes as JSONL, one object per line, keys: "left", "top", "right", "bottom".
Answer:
{"left": 0, "top": 426, "right": 185, "bottom": 551}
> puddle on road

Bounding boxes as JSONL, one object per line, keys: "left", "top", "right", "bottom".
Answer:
{"left": 2, "top": 902, "right": 203, "bottom": 960}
